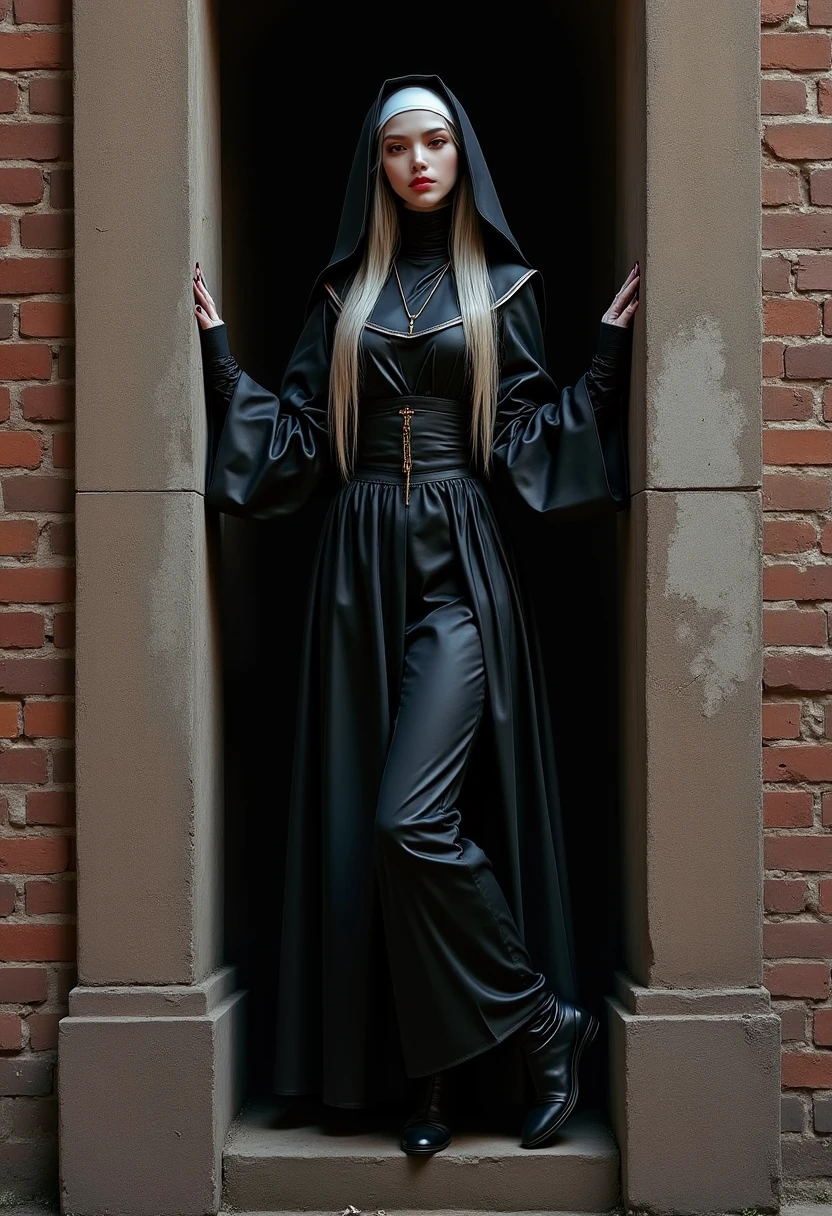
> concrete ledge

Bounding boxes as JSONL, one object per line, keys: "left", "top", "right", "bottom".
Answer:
{"left": 68, "top": 965, "right": 236, "bottom": 1018}
{"left": 58, "top": 990, "right": 245, "bottom": 1216}
{"left": 614, "top": 972, "right": 772, "bottom": 1016}
{"left": 608, "top": 996, "right": 781, "bottom": 1214}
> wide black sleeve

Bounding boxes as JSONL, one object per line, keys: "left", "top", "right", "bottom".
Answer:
{"left": 491, "top": 280, "right": 632, "bottom": 516}
{"left": 199, "top": 297, "right": 334, "bottom": 518}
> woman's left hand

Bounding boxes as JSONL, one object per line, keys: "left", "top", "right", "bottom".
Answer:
{"left": 602, "top": 262, "right": 640, "bottom": 328}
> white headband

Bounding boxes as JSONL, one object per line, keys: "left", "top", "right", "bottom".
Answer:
{"left": 376, "top": 87, "right": 454, "bottom": 132}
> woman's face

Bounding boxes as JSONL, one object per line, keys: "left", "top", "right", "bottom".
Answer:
{"left": 381, "top": 109, "right": 459, "bottom": 212}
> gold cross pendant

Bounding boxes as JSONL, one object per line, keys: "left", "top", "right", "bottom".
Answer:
{"left": 408, "top": 318, "right": 414, "bottom": 336}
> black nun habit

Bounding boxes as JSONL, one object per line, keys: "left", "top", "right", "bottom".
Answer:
{"left": 200, "top": 74, "right": 632, "bottom": 1111}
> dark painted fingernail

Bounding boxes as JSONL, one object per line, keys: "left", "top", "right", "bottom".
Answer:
{"left": 196, "top": 305, "right": 202, "bottom": 313}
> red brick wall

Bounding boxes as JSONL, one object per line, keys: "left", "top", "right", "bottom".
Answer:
{"left": 0, "top": 0, "right": 73, "bottom": 1200}
{"left": 762, "top": 0, "right": 832, "bottom": 1185}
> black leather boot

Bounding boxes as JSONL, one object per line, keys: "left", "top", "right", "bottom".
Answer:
{"left": 400, "top": 1070, "right": 452, "bottom": 1156}
{"left": 517, "top": 991, "right": 598, "bottom": 1149}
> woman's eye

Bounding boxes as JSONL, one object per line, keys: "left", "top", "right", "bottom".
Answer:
{"left": 429, "top": 138, "right": 447, "bottom": 148}
{"left": 386, "top": 144, "right": 405, "bottom": 154}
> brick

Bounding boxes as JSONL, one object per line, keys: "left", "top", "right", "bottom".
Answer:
{"left": 796, "top": 255, "right": 832, "bottom": 292}
{"left": 765, "top": 921, "right": 832, "bottom": 959}
{"left": 762, "top": 0, "right": 797, "bottom": 19}
{"left": 762, "top": 700, "right": 802, "bottom": 737}
{"left": 764, "top": 298, "right": 821, "bottom": 337}
{"left": 0, "top": 922, "right": 72, "bottom": 961}
{"left": 820, "top": 78, "right": 832, "bottom": 116}
{"left": 50, "top": 745, "right": 72, "bottom": 783}
{"left": 764, "top": 789, "right": 813, "bottom": 827}
{"left": 766, "top": 214, "right": 832, "bottom": 251}
{"left": 786, "top": 345, "right": 832, "bottom": 380}
{"left": 766, "top": 961, "right": 831, "bottom": 998}
{"left": 0, "top": 79, "right": 17, "bottom": 114}
{"left": 25, "top": 789, "right": 72, "bottom": 825}
{"left": 820, "top": 521, "right": 832, "bottom": 553}
{"left": 24, "top": 699, "right": 72, "bottom": 738}
{"left": 51, "top": 609, "right": 72, "bottom": 647}
{"left": 0, "top": 1012, "right": 21, "bottom": 1050}
{"left": 766, "top": 832, "right": 832, "bottom": 868}
{"left": 0, "top": 167, "right": 41, "bottom": 204}
{"left": 0, "top": 214, "right": 12, "bottom": 246}
{"left": 48, "top": 166, "right": 70, "bottom": 208}
{"left": 0, "top": 434, "right": 43, "bottom": 471}
{"left": 21, "top": 384, "right": 72, "bottom": 421}
{"left": 0, "top": 612, "right": 43, "bottom": 648}
{"left": 0, "top": 568, "right": 73, "bottom": 604}
{"left": 0, "top": 119, "right": 69, "bottom": 161}
{"left": 19, "top": 301, "right": 72, "bottom": 338}
{"left": 0, "top": 521, "right": 38, "bottom": 556}
{"left": 0, "top": 836, "right": 67, "bottom": 876}
{"left": 784, "top": 1051, "right": 832, "bottom": 1088}
{"left": 766, "top": 654, "right": 832, "bottom": 690}
{"left": 765, "top": 564, "right": 832, "bottom": 601}
{"left": 811, "top": 168, "right": 832, "bottom": 206}
{"left": 763, "top": 166, "right": 802, "bottom": 206}
{"left": 28, "top": 76, "right": 71, "bottom": 115}
{"left": 783, "top": 1093, "right": 806, "bottom": 1132}
{"left": 819, "top": 877, "right": 832, "bottom": 909}
{"left": 0, "top": 658, "right": 71, "bottom": 694}
{"left": 27, "top": 1011, "right": 59, "bottom": 1050}
{"left": 56, "top": 343, "right": 72, "bottom": 377}
{"left": 0, "top": 347, "right": 51, "bottom": 382}
{"left": 0, "top": 389, "right": 11, "bottom": 423}
{"left": 2, "top": 475, "right": 73, "bottom": 512}
{"left": 0, "top": 701, "right": 20, "bottom": 738}
{"left": 20, "top": 210, "right": 71, "bottom": 249}
{"left": 0, "top": 746, "right": 45, "bottom": 782}
{"left": 763, "top": 341, "right": 785, "bottom": 376}
{"left": 761, "top": 32, "right": 832, "bottom": 70}
{"left": 9, "top": 1095, "right": 58, "bottom": 1135}
{"left": 765, "top": 123, "right": 832, "bottom": 160}
{"left": 0, "top": 880, "right": 14, "bottom": 915}
{"left": 0, "top": 1056, "right": 52, "bottom": 1094}
{"left": 814, "top": 1093, "right": 832, "bottom": 1133}
{"left": 765, "top": 430, "right": 832, "bottom": 464}
{"left": 26, "top": 878, "right": 72, "bottom": 916}
{"left": 816, "top": 1009, "right": 832, "bottom": 1047}
{"left": 54, "top": 966, "right": 73, "bottom": 1005}
{"left": 0, "top": 966, "right": 46, "bottom": 1002}
{"left": 764, "top": 474, "right": 831, "bottom": 511}
{"left": 48, "top": 522, "right": 72, "bottom": 556}
{"left": 0, "top": 256, "right": 70, "bottom": 295}
{"left": 763, "top": 385, "right": 814, "bottom": 421}
{"left": 15, "top": 0, "right": 71, "bottom": 19}
{"left": 764, "top": 744, "right": 832, "bottom": 782}
{"left": 765, "top": 877, "right": 808, "bottom": 912}
{"left": 52, "top": 430, "right": 72, "bottom": 468}
{"left": 762, "top": 78, "right": 808, "bottom": 114}
{"left": 764, "top": 520, "right": 816, "bottom": 554}
{"left": 763, "top": 255, "right": 792, "bottom": 293}
{"left": 0, "top": 31, "right": 68, "bottom": 68}
{"left": 0, "top": 303, "right": 12, "bottom": 342}
{"left": 810, "top": 0, "right": 832, "bottom": 23}
{"left": 780, "top": 1006, "right": 806, "bottom": 1041}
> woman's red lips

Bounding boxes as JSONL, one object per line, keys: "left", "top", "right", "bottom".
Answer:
{"left": 410, "top": 176, "right": 434, "bottom": 187}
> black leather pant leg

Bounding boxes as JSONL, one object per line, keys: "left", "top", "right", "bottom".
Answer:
{"left": 374, "top": 595, "right": 546, "bottom": 1079}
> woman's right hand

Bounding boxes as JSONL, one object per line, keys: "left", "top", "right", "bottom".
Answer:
{"left": 192, "top": 262, "right": 224, "bottom": 330}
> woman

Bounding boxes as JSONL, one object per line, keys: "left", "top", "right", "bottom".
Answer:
{"left": 194, "top": 74, "right": 638, "bottom": 1156}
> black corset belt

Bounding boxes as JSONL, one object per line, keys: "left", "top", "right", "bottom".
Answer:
{"left": 353, "top": 396, "right": 474, "bottom": 499}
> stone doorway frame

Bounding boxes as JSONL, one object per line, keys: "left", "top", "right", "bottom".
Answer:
{"left": 58, "top": 1, "right": 780, "bottom": 1213}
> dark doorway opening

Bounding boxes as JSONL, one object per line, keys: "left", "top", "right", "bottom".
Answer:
{"left": 218, "top": 0, "right": 623, "bottom": 1111}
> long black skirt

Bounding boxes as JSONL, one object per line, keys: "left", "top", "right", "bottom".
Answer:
{"left": 273, "top": 396, "right": 577, "bottom": 1109}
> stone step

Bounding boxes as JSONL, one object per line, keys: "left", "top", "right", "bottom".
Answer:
{"left": 222, "top": 1103, "right": 619, "bottom": 1214}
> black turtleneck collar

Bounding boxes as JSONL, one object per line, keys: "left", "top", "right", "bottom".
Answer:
{"left": 397, "top": 201, "right": 453, "bottom": 261}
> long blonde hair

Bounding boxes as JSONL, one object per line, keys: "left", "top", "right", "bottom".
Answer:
{"left": 329, "top": 127, "right": 498, "bottom": 480}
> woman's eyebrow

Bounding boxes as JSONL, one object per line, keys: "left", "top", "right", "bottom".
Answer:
{"left": 383, "top": 127, "right": 448, "bottom": 141}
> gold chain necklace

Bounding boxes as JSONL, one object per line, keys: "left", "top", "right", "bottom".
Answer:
{"left": 392, "top": 261, "right": 451, "bottom": 335}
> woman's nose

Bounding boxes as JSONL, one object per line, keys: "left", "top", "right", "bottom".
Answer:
{"left": 411, "top": 147, "right": 428, "bottom": 171}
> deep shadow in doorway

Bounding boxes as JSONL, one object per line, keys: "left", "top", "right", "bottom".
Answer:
{"left": 218, "top": 0, "right": 624, "bottom": 1115}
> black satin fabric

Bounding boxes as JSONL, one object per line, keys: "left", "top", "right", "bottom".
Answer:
{"left": 201, "top": 91, "right": 633, "bottom": 1108}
